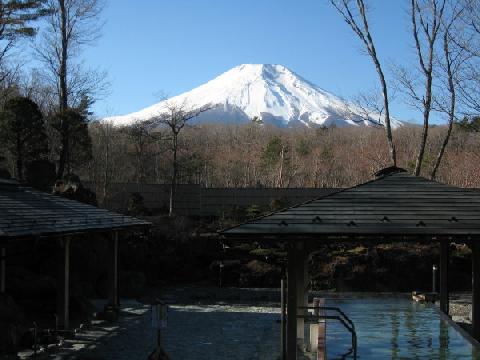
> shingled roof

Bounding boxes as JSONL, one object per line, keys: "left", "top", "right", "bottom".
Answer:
{"left": 0, "top": 179, "right": 150, "bottom": 240}
{"left": 221, "top": 168, "right": 480, "bottom": 238}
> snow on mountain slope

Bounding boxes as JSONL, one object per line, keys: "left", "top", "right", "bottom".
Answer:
{"left": 105, "top": 64, "right": 404, "bottom": 129}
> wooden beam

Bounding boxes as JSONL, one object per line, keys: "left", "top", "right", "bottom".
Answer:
{"left": 440, "top": 240, "right": 449, "bottom": 315}
{"left": 1, "top": 247, "right": 5, "bottom": 293}
{"left": 287, "top": 243, "right": 298, "bottom": 360}
{"left": 472, "top": 241, "right": 480, "bottom": 340}
{"left": 108, "top": 231, "right": 120, "bottom": 308}
{"left": 57, "top": 237, "right": 70, "bottom": 330}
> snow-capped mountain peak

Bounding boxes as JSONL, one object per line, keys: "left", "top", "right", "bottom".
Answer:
{"left": 105, "top": 64, "right": 403, "bottom": 129}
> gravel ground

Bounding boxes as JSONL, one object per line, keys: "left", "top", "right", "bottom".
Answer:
{"left": 18, "top": 289, "right": 282, "bottom": 360}
{"left": 18, "top": 300, "right": 156, "bottom": 360}
{"left": 449, "top": 293, "right": 472, "bottom": 325}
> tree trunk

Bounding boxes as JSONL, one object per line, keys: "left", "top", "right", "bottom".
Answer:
{"left": 102, "top": 135, "right": 110, "bottom": 206}
{"left": 357, "top": 0, "right": 397, "bottom": 166}
{"left": 430, "top": 114, "right": 453, "bottom": 180}
{"left": 16, "top": 136, "right": 23, "bottom": 180}
{"left": 278, "top": 145, "right": 284, "bottom": 188}
{"left": 169, "top": 135, "right": 178, "bottom": 217}
{"left": 414, "top": 73, "right": 433, "bottom": 176}
{"left": 431, "top": 31, "right": 456, "bottom": 180}
{"left": 411, "top": 0, "right": 443, "bottom": 176}
{"left": 372, "top": 52, "right": 396, "bottom": 166}
{"left": 16, "top": 157, "right": 23, "bottom": 180}
{"left": 59, "top": 0, "right": 68, "bottom": 111}
{"left": 57, "top": 126, "right": 68, "bottom": 179}
{"left": 56, "top": 0, "right": 69, "bottom": 180}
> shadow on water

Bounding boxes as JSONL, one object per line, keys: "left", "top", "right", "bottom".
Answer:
{"left": 163, "top": 305, "right": 280, "bottom": 360}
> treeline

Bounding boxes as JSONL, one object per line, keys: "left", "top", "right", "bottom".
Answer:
{"left": 81, "top": 120, "right": 480, "bottom": 205}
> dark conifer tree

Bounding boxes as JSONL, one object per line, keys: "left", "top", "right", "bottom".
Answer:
{"left": 50, "top": 108, "right": 92, "bottom": 177}
{"left": 0, "top": 96, "right": 48, "bottom": 179}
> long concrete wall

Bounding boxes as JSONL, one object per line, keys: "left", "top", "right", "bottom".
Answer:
{"left": 93, "top": 183, "right": 339, "bottom": 216}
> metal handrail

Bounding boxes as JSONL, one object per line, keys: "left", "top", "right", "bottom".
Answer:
{"left": 298, "top": 306, "right": 358, "bottom": 359}
{"left": 300, "top": 306, "right": 356, "bottom": 331}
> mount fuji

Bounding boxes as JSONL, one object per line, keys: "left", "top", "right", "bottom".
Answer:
{"left": 105, "top": 64, "right": 404, "bottom": 129}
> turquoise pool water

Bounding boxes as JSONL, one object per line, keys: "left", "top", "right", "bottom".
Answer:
{"left": 324, "top": 297, "right": 479, "bottom": 359}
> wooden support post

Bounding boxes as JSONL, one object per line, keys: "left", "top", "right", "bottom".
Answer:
{"left": 287, "top": 243, "right": 298, "bottom": 360}
{"left": 304, "top": 253, "right": 310, "bottom": 345}
{"left": 0, "top": 247, "right": 5, "bottom": 293}
{"left": 440, "top": 240, "right": 449, "bottom": 315}
{"left": 57, "top": 237, "right": 70, "bottom": 330}
{"left": 317, "top": 298, "right": 327, "bottom": 360}
{"left": 1, "top": 247, "right": 5, "bottom": 293}
{"left": 281, "top": 277, "right": 287, "bottom": 360}
{"left": 309, "top": 298, "right": 319, "bottom": 353}
{"left": 472, "top": 241, "right": 480, "bottom": 340}
{"left": 108, "top": 231, "right": 120, "bottom": 308}
{"left": 296, "top": 242, "right": 306, "bottom": 346}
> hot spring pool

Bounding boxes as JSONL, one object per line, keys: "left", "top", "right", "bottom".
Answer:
{"left": 323, "top": 297, "right": 479, "bottom": 359}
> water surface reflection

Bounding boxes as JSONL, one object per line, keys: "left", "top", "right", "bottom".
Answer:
{"left": 325, "top": 298, "right": 479, "bottom": 359}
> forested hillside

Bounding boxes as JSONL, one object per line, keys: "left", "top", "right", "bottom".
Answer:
{"left": 81, "top": 121, "right": 480, "bottom": 204}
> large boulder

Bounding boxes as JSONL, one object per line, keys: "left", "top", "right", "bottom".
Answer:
{"left": 70, "top": 295, "right": 96, "bottom": 325}
{"left": 0, "top": 155, "right": 11, "bottom": 179}
{"left": 7, "top": 266, "right": 56, "bottom": 299}
{"left": 120, "top": 271, "right": 146, "bottom": 298}
{"left": 239, "top": 260, "right": 281, "bottom": 287}
{"left": 0, "top": 168, "right": 10, "bottom": 179}
{"left": 95, "top": 270, "right": 146, "bottom": 299}
{"left": 0, "top": 293, "right": 28, "bottom": 355}
{"left": 53, "top": 173, "right": 97, "bottom": 206}
{"left": 25, "top": 159, "right": 56, "bottom": 192}
{"left": 127, "top": 192, "right": 148, "bottom": 216}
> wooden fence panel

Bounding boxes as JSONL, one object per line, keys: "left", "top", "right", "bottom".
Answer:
{"left": 86, "top": 182, "right": 340, "bottom": 216}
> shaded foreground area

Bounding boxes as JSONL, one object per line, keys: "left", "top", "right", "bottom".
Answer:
{"left": 17, "top": 300, "right": 155, "bottom": 359}
{"left": 160, "top": 287, "right": 281, "bottom": 360}
{"left": 14, "top": 288, "right": 480, "bottom": 360}
{"left": 17, "top": 288, "right": 283, "bottom": 360}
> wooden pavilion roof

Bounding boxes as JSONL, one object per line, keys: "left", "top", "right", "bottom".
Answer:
{"left": 0, "top": 179, "right": 150, "bottom": 240}
{"left": 221, "top": 167, "right": 480, "bottom": 238}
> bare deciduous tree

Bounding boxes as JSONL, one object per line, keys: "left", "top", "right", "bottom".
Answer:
{"left": 410, "top": 0, "right": 446, "bottom": 175}
{"left": 347, "top": 87, "right": 398, "bottom": 128}
{"left": 121, "top": 119, "right": 158, "bottom": 185}
{"left": 38, "top": 0, "right": 105, "bottom": 110}
{"left": 37, "top": 0, "right": 107, "bottom": 178}
{"left": 454, "top": 0, "right": 480, "bottom": 115}
{"left": 97, "top": 120, "right": 114, "bottom": 205}
{"left": 431, "top": 2, "right": 468, "bottom": 179}
{"left": 330, "top": 0, "right": 397, "bottom": 166}
{"left": 153, "top": 101, "right": 212, "bottom": 216}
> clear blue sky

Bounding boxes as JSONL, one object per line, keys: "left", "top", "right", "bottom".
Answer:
{"left": 86, "top": 0, "right": 436, "bottom": 124}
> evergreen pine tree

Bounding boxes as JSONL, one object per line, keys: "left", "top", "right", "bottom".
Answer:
{"left": 50, "top": 108, "right": 92, "bottom": 177}
{"left": 0, "top": 96, "right": 48, "bottom": 179}
{"left": 0, "top": 1, "right": 48, "bottom": 63}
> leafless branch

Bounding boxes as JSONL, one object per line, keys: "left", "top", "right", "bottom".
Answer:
{"left": 330, "top": 0, "right": 397, "bottom": 165}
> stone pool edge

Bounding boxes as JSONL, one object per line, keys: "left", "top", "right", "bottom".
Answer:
{"left": 436, "top": 307, "right": 480, "bottom": 350}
